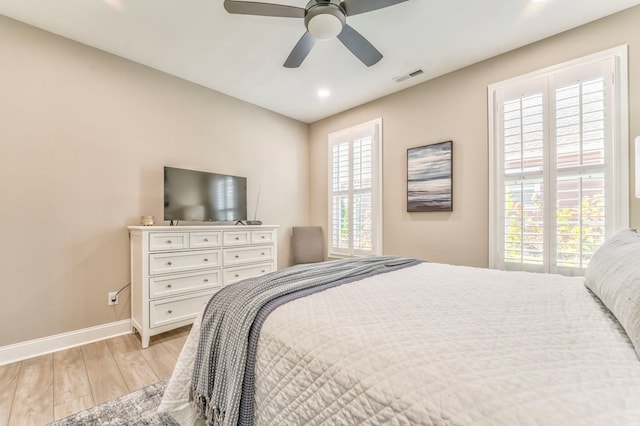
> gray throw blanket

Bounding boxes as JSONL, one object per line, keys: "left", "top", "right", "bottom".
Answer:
{"left": 190, "top": 255, "right": 422, "bottom": 426}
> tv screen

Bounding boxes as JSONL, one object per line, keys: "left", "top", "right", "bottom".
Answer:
{"left": 164, "top": 166, "right": 247, "bottom": 222}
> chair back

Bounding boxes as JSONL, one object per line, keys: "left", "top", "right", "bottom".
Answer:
{"left": 291, "top": 226, "right": 324, "bottom": 265}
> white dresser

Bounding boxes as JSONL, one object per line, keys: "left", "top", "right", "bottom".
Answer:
{"left": 128, "top": 225, "right": 278, "bottom": 348}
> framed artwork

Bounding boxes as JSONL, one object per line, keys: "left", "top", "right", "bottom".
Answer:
{"left": 407, "top": 140, "right": 453, "bottom": 212}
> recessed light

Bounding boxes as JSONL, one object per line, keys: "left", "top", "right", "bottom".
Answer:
{"left": 317, "top": 89, "right": 331, "bottom": 98}
{"left": 104, "top": 0, "right": 125, "bottom": 10}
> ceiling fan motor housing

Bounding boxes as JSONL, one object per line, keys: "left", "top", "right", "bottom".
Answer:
{"left": 304, "top": 0, "right": 346, "bottom": 40}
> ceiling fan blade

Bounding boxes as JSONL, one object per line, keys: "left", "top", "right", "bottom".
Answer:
{"left": 341, "top": 0, "right": 408, "bottom": 16}
{"left": 284, "top": 31, "right": 316, "bottom": 68}
{"left": 224, "top": 0, "right": 305, "bottom": 18}
{"left": 336, "top": 25, "right": 382, "bottom": 67}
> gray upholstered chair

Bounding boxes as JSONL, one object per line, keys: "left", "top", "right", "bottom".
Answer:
{"left": 291, "top": 226, "right": 325, "bottom": 265}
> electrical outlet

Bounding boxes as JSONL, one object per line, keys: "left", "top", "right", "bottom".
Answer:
{"left": 108, "top": 292, "right": 118, "bottom": 306}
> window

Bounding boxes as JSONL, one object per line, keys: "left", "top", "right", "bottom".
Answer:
{"left": 328, "top": 118, "right": 382, "bottom": 257}
{"left": 488, "top": 47, "right": 629, "bottom": 275}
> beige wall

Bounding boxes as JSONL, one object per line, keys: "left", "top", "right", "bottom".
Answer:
{"left": 0, "top": 16, "right": 309, "bottom": 346}
{"left": 309, "top": 6, "right": 640, "bottom": 268}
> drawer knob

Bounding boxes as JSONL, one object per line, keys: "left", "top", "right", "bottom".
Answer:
{"left": 235, "top": 255, "right": 239, "bottom": 258}
{"left": 204, "top": 278, "right": 209, "bottom": 283}
{"left": 235, "top": 237, "right": 239, "bottom": 240}
{"left": 261, "top": 252, "right": 265, "bottom": 256}
{"left": 167, "top": 261, "right": 173, "bottom": 266}
{"left": 167, "top": 284, "right": 172, "bottom": 288}
{"left": 167, "top": 310, "right": 173, "bottom": 314}
{"left": 261, "top": 236, "right": 265, "bottom": 239}
{"left": 204, "top": 258, "right": 209, "bottom": 262}
{"left": 167, "top": 240, "right": 172, "bottom": 244}
{"left": 204, "top": 238, "right": 209, "bottom": 242}
{"left": 235, "top": 274, "right": 239, "bottom": 278}
{"left": 261, "top": 270, "right": 265, "bottom": 273}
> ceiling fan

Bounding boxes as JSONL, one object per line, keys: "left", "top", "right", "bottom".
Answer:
{"left": 224, "top": 0, "right": 409, "bottom": 68}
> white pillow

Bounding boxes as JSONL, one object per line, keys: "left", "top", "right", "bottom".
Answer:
{"left": 585, "top": 228, "right": 640, "bottom": 359}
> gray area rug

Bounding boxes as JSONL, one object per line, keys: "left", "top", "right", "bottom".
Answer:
{"left": 49, "top": 379, "right": 179, "bottom": 425}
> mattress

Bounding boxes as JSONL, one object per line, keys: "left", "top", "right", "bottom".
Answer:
{"left": 159, "top": 262, "right": 640, "bottom": 425}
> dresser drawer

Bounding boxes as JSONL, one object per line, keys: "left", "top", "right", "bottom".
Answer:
{"left": 149, "top": 270, "right": 221, "bottom": 299}
{"left": 223, "top": 246, "right": 274, "bottom": 266}
{"left": 149, "top": 291, "right": 213, "bottom": 328}
{"left": 223, "top": 262, "right": 274, "bottom": 285}
{"left": 190, "top": 231, "right": 221, "bottom": 249}
{"left": 223, "top": 230, "right": 250, "bottom": 246}
{"left": 149, "top": 232, "right": 188, "bottom": 251}
{"left": 251, "top": 230, "right": 274, "bottom": 244}
{"left": 149, "top": 250, "right": 220, "bottom": 275}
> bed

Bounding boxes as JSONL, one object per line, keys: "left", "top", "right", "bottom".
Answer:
{"left": 159, "top": 229, "right": 640, "bottom": 425}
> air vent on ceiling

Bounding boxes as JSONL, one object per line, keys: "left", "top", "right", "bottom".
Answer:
{"left": 393, "top": 68, "right": 424, "bottom": 83}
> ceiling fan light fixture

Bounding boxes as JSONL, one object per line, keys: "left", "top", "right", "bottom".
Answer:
{"left": 304, "top": 2, "right": 346, "bottom": 40}
{"left": 308, "top": 13, "right": 343, "bottom": 39}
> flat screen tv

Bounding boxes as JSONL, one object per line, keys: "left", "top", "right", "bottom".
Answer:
{"left": 164, "top": 166, "right": 247, "bottom": 222}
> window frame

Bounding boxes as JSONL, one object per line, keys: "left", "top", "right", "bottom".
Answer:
{"left": 488, "top": 46, "right": 629, "bottom": 275}
{"left": 327, "top": 118, "right": 383, "bottom": 258}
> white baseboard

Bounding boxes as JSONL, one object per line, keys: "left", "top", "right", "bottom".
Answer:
{"left": 0, "top": 319, "right": 132, "bottom": 366}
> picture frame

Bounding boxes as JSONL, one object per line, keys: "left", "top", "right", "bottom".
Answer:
{"left": 407, "top": 140, "right": 453, "bottom": 212}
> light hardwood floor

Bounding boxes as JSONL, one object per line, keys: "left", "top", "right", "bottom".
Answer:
{"left": 0, "top": 326, "right": 190, "bottom": 426}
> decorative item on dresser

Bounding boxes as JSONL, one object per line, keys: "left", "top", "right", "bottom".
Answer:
{"left": 128, "top": 225, "right": 278, "bottom": 348}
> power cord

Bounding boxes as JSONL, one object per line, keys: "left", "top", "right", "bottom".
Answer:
{"left": 110, "top": 282, "right": 131, "bottom": 303}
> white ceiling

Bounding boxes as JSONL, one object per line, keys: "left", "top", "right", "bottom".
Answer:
{"left": 1, "top": 0, "right": 639, "bottom": 123}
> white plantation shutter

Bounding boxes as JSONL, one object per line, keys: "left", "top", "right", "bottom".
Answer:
{"left": 328, "top": 119, "right": 382, "bottom": 257}
{"left": 489, "top": 47, "right": 629, "bottom": 275}
{"left": 331, "top": 142, "right": 350, "bottom": 252}
{"left": 552, "top": 74, "right": 608, "bottom": 271}
{"left": 555, "top": 174, "right": 606, "bottom": 268}
{"left": 503, "top": 178, "right": 544, "bottom": 267}
{"left": 502, "top": 90, "right": 545, "bottom": 270}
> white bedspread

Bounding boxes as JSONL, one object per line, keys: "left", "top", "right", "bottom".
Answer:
{"left": 159, "top": 262, "right": 640, "bottom": 425}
